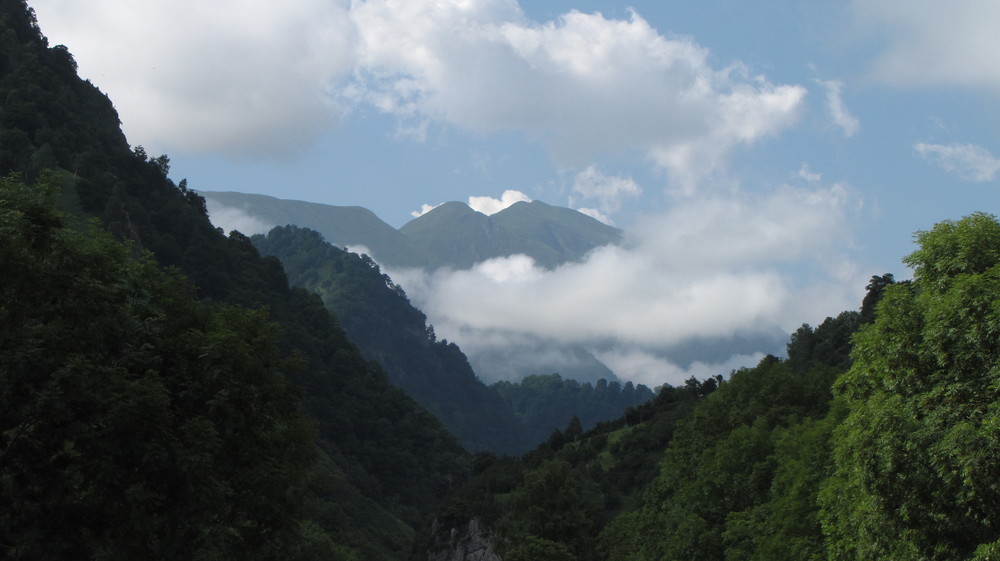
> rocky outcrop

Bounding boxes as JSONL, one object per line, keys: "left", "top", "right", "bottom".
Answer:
{"left": 427, "top": 518, "right": 502, "bottom": 561}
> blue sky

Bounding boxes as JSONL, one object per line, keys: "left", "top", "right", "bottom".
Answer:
{"left": 30, "top": 0, "right": 1000, "bottom": 385}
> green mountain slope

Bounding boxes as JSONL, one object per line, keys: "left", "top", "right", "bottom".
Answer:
{"left": 423, "top": 217, "right": 1000, "bottom": 561}
{"left": 422, "top": 308, "right": 864, "bottom": 561}
{"left": 199, "top": 190, "right": 437, "bottom": 268}
{"left": 0, "top": 3, "right": 468, "bottom": 558}
{"left": 251, "top": 225, "right": 528, "bottom": 455}
{"left": 398, "top": 201, "right": 511, "bottom": 268}
{"left": 491, "top": 200, "right": 623, "bottom": 267}
{"left": 400, "top": 199, "right": 622, "bottom": 269}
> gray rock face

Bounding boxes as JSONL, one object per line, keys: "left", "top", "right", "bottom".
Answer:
{"left": 427, "top": 518, "right": 502, "bottom": 561}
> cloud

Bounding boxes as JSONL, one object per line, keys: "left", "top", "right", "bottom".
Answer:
{"left": 816, "top": 79, "right": 859, "bottom": 137}
{"left": 914, "top": 142, "right": 1000, "bottom": 182}
{"left": 203, "top": 201, "right": 274, "bottom": 236}
{"left": 854, "top": 0, "right": 1000, "bottom": 92}
{"left": 31, "top": 0, "right": 356, "bottom": 157}
{"left": 571, "top": 164, "right": 642, "bottom": 215}
{"left": 595, "top": 348, "right": 766, "bottom": 388}
{"left": 576, "top": 207, "right": 615, "bottom": 226}
{"left": 33, "top": 0, "right": 806, "bottom": 186}
{"left": 798, "top": 164, "right": 822, "bottom": 182}
{"left": 468, "top": 189, "right": 532, "bottom": 215}
{"left": 348, "top": 1, "right": 806, "bottom": 192}
{"left": 389, "top": 181, "right": 865, "bottom": 386}
{"left": 411, "top": 203, "right": 443, "bottom": 218}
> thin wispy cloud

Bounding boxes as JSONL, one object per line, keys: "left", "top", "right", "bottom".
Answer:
{"left": 915, "top": 142, "right": 1000, "bottom": 182}
{"left": 571, "top": 165, "right": 642, "bottom": 215}
{"left": 816, "top": 79, "right": 859, "bottom": 137}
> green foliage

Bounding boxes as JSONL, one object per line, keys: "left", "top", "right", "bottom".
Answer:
{"left": 0, "top": 7, "right": 473, "bottom": 557}
{"left": 492, "top": 373, "right": 655, "bottom": 448}
{"left": 821, "top": 212, "right": 1000, "bottom": 561}
{"left": 252, "top": 225, "right": 527, "bottom": 454}
{"left": 0, "top": 176, "right": 316, "bottom": 559}
{"left": 504, "top": 535, "right": 577, "bottom": 561}
{"left": 423, "top": 382, "right": 701, "bottom": 561}
{"left": 602, "top": 336, "right": 851, "bottom": 560}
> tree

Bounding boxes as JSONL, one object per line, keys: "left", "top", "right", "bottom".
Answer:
{"left": 820, "top": 212, "right": 1000, "bottom": 560}
{"left": 0, "top": 175, "right": 318, "bottom": 560}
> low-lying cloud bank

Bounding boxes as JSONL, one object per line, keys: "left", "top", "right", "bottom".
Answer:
{"left": 389, "top": 181, "right": 867, "bottom": 387}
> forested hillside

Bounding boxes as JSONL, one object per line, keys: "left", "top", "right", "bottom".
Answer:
{"left": 1, "top": 3, "right": 468, "bottom": 558}
{"left": 252, "top": 225, "right": 527, "bottom": 454}
{"left": 4, "top": 2, "right": 1000, "bottom": 560}
{"left": 492, "top": 373, "right": 655, "bottom": 447}
{"left": 420, "top": 213, "right": 1000, "bottom": 561}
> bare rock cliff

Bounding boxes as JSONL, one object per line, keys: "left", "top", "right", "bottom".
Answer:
{"left": 427, "top": 518, "right": 501, "bottom": 561}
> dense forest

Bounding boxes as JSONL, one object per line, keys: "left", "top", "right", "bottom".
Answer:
{"left": 3, "top": 1, "right": 999, "bottom": 560}
{"left": 1, "top": 3, "right": 468, "bottom": 558}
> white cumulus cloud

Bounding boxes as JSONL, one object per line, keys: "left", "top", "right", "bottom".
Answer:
{"left": 348, "top": 1, "right": 806, "bottom": 192}
{"left": 914, "top": 142, "right": 1000, "bottom": 182}
{"left": 31, "top": 0, "right": 356, "bottom": 158}
{"left": 33, "top": 0, "right": 807, "bottom": 189}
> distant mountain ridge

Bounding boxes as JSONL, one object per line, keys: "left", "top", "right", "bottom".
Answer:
{"left": 199, "top": 191, "right": 437, "bottom": 268}
{"left": 199, "top": 191, "right": 623, "bottom": 270}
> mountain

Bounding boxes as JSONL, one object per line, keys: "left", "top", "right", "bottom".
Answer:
{"left": 399, "top": 201, "right": 512, "bottom": 269}
{"left": 199, "top": 190, "right": 623, "bottom": 270}
{"left": 199, "top": 190, "right": 438, "bottom": 268}
{"left": 491, "top": 200, "right": 624, "bottom": 267}
{"left": 201, "top": 191, "right": 628, "bottom": 384}
{"left": 421, "top": 311, "right": 863, "bottom": 561}
{"left": 1, "top": 4, "right": 468, "bottom": 558}
{"left": 251, "top": 225, "right": 657, "bottom": 455}
{"left": 401, "top": 199, "right": 623, "bottom": 269}
{"left": 251, "top": 225, "right": 528, "bottom": 455}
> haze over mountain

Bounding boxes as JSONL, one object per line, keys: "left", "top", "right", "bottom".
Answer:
{"left": 201, "top": 188, "right": 791, "bottom": 385}
{"left": 202, "top": 190, "right": 635, "bottom": 383}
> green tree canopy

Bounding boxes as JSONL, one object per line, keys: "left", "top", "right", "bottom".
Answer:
{"left": 821, "top": 212, "right": 1000, "bottom": 560}
{"left": 1, "top": 175, "right": 317, "bottom": 560}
